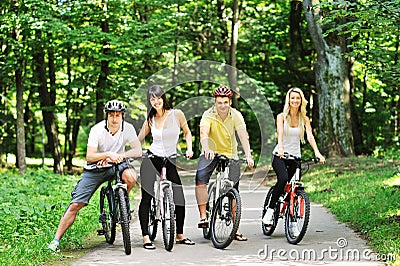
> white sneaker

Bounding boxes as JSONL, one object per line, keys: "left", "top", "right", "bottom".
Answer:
{"left": 262, "top": 208, "right": 275, "bottom": 225}
{"left": 48, "top": 239, "right": 60, "bottom": 252}
{"left": 290, "top": 222, "right": 300, "bottom": 236}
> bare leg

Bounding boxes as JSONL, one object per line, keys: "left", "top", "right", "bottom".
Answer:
{"left": 54, "top": 203, "right": 85, "bottom": 240}
{"left": 122, "top": 168, "right": 137, "bottom": 194}
{"left": 195, "top": 184, "right": 208, "bottom": 219}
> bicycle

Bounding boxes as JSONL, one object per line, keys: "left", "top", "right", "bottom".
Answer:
{"left": 145, "top": 153, "right": 186, "bottom": 251}
{"left": 262, "top": 152, "right": 320, "bottom": 244}
{"left": 202, "top": 154, "right": 244, "bottom": 249}
{"left": 97, "top": 160, "right": 133, "bottom": 255}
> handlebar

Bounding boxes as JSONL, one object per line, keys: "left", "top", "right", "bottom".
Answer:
{"left": 214, "top": 153, "right": 249, "bottom": 164}
{"left": 274, "top": 152, "right": 320, "bottom": 164}
{"left": 139, "top": 153, "right": 187, "bottom": 160}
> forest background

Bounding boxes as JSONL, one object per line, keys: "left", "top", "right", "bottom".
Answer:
{"left": 0, "top": 0, "right": 399, "bottom": 173}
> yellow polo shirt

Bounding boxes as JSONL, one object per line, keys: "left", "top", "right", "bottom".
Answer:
{"left": 200, "top": 107, "right": 246, "bottom": 158}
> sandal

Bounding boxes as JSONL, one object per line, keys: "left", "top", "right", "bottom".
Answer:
{"left": 234, "top": 233, "right": 248, "bottom": 241}
{"left": 198, "top": 218, "right": 209, "bottom": 228}
{"left": 143, "top": 242, "right": 156, "bottom": 250}
{"left": 176, "top": 238, "right": 195, "bottom": 245}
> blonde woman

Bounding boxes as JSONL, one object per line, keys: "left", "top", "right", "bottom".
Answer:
{"left": 262, "top": 88, "right": 325, "bottom": 226}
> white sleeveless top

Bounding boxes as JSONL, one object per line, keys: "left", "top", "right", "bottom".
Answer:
{"left": 273, "top": 123, "right": 301, "bottom": 158}
{"left": 149, "top": 110, "right": 180, "bottom": 157}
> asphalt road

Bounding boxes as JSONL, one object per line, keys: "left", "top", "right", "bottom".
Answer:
{"left": 70, "top": 169, "right": 381, "bottom": 266}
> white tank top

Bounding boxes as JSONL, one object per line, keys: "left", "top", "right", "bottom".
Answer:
{"left": 273, "top": 123, "right": 301, "bottom": 158}
{"left": 149, "top": 110, "right": 180, "bottom": 157}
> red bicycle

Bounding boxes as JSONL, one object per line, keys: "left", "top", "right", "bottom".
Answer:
{"left": 262, "top": 152, "right": 320, "bottom": 244}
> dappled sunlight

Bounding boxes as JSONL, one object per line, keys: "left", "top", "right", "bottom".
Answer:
{"left": 384, "top": 174, "right": 400, "bottom": 187}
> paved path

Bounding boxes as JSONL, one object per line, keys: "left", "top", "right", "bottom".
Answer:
{"left": 70, "top": 170, "right": 381, "bottom": 266}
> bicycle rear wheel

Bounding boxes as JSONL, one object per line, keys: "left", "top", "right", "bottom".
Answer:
{"left": 162, "top": 186, "right": 175, "bottom": 251}
{"left": 203, "top": 183, "right": 216, "bottom": 240}
{"left": 99, "top": 186, "right": 116, "bottom": 244}
{"left": 117, "top": 188, "right": 131, "bottom": 255}
{"left": 284, "top": 189, "right": 310, "bottom": 244}
{"left": 210, "top": 188, "right": 241, "bottom": 249}
{"left": 148, "top": 196, "right": 158, "bottom": 241}
{"left": 261, "top": 186, "right": 280, "bottom": 236}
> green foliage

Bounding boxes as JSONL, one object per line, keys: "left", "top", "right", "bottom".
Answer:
{"left": 305, "top": 155, "right": 400, "bottom": 265}
{"left": 1, "top": 0, "right": 399, "bottom": 170}
{"left": 319, "top": 0, "right": 400, "bottom": 153}
{"left": 0, "top": 169, "right": 101, "bottom": 265}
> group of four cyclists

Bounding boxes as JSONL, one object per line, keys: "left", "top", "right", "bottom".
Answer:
{"left": 48, "top": 85, "right": 324, "bottom": 252}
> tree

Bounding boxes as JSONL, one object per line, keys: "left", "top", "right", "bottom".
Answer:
{"left": 13, "top": 0, "right": 27, "bottom": 173}
{"left": 302, "top": 0, "right": 354, "bottom": 157}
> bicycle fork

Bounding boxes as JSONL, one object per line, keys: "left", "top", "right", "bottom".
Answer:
{"left": 157, "top": 167, "right": 173, "bottom": 221}
{"left": 113, "top": 183, "right": 130, "bottom": 223}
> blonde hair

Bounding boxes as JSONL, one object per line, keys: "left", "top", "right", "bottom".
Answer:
{"left": 283, "top": 87, "right": 308, "bottom": 143}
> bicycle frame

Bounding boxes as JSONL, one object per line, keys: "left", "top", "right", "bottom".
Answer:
{"left": 278, "top": 166, "right": 303, "bottom": 218}
{"left": 212, "top": 155, "right": 232, "bottom": 201}
{"left": 153, "top": 158, "right": 173, "bottom": 222}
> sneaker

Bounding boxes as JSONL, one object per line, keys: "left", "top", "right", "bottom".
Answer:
{"left": 262, "top": 208, "right": 275, "bottom": 225}
{"left": 48, "top": 239, "right": 60, "bottom": 253}
{"left": 290, "top": 222, "right": 300, "bottom": 236}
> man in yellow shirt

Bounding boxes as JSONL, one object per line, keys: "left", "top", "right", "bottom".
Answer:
{"left": 195, "top": 85, "right": 254, "bottom": 241}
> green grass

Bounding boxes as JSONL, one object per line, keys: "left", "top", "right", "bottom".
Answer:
{"left": 0, "top": 167, "right": 138, "bottom": 265}
{"left": 304, "top": 156, "right": 400, "bottom": 266}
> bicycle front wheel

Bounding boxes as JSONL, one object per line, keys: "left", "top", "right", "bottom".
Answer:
{"left": 262, "top": 186, "right": 280, "bottom": 236}
{"left": 99, "top": 186, "right": 116, "bottom": 244}
{"left": 162, "top": 187, "right": 175, "bottom": 251}
{"left": 284, "top": 189, "right": 310, "bottom": 244}
{"left": 203, "top": 183, "right": 216, "bottom": 240}
{"left": 117, "top": 188, "right": 131, "bottom": 255}
{"left": 210, "top": 188, "right": 241, "bottom": 249}
{"left": 148, "top": 196, "right": 158, "bottom": 241}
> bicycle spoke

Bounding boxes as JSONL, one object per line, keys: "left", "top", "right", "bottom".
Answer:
{"left": 211, "top": 189, "right": 241, "bottom": 249}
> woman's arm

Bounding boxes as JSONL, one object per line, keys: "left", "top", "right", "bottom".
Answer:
{"left": 137, "top": 120, "right": 150, "bottom": 143}
{"left": 305, "top": 116, "right": 325, "bottom": 162}
{"left": 276, "top": 113, "right": 285, "bottom": 157}
{"left": 176, "top": 109, "right": 193, "bottom": 158}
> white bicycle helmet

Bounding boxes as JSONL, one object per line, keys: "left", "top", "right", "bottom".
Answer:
{"left": 104, "top": 100, "right": 126, "bottom": 112}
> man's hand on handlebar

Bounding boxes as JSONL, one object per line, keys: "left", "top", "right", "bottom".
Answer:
{"left": 204, "top": 149, "right": 215, "bottom": 160}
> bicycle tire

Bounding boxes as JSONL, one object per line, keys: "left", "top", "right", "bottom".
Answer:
{"left": 210, "top": 188, "right": 241, "bottom": 249}
{"left": 99, "top": 186, "right": 116, "bottom": 244}
{"left": 284, "top": 189, "right": 310, "bottom": 244}
{"left": 261, "top": 186, "right": 280, "bottom": 236}
{"left": 203, "top": 183, "right": 216, "bottom": 240}
{"left": 162, "top": 186, "right": 175, "bottom": 251}
{"left": 148, "top": 196, "right": 158, "bottom": 241}
{"left": 117, "top": 188, "right": 132, "bottom": 255}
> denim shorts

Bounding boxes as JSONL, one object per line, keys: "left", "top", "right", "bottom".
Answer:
{"left": 70, "top": 161, "right": 134, "bottom": 205}
{"left": 195, "top": 155, "right": 240, "bottom": 189}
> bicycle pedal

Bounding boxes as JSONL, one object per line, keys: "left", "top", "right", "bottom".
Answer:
{"left": 97, "top": 229, "right": 105, "bottom": 235}
{"left": 198, "top": 222, "right": 209, "bottom": 229}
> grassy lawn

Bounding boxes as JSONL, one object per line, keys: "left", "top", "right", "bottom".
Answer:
{"left": 303, "top": 156, "right": 400, "bottom": 266}
{"left": 0, "top": 166, "right": 139, "bottom": 265}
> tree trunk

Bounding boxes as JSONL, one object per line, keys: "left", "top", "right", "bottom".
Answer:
{"left": 302, "top": 0, "right": 354, "bottom": 157}
{"left": 287, "top": 1, "right": 315, "bottom": 85}
{"left": 228, "top": 0, "right": 240, "bottom": 109}
{"left": 34, "top": 30, "right": 63, "bottom": 173}
{"left": 14, "top": 34, "right": 27, "bottom": 173}
{"left": 96, "top": 20, "right": 110, "bottom": 123}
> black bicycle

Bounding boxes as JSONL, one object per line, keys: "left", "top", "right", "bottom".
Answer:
{"left": 98, "top": 161, "right": 132, "bottom": 255}
{"left": 262, "top": 152, "right": 320, "bottom": 244}
{"left": 202, "top": 154, "right": 244, "bottom": 249}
